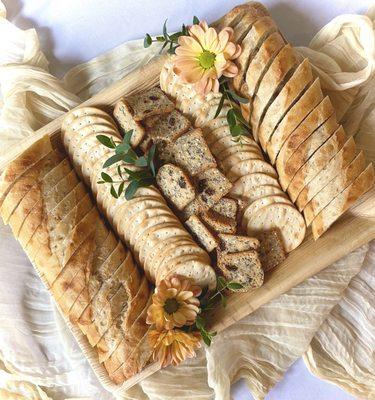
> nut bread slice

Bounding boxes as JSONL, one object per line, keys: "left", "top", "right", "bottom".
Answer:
{"left": 200, "top": 209, "right": 237, "bottom": 234}
{"left": 195, "top": 168, "right": 232, "bottom": 209}
{"left": 125, "top": 86, "right": 174, "bottom": 121}
{"left": 185, "top": 215, "right": 219, "bottom": 252}
{"left": 156, "top": 164, "right": 195, "bottom": 210}
{"left": 218, "top": 233, "right": 260, "bottom": 253}
{"left": 257, "top": 229, "right": 286, "bottom": 271}
{"left": 172, "top": 129, "right": 217, "bottom": 177}
{"left": 217, "top": 250, "right": 264, "bottom": 291}
{"left": 144, "top": 109, "right": 191, "bottom": 142}
{"left": 212, "top": 197, "right": 238, "bottom": 219}
{"left": 113, "top": 100, "right": 145, "bottom": 147}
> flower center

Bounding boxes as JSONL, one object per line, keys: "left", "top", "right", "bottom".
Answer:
{"left": 164, "top": 298, "right": 180, "bottom": 314}
{"left": 198, "top": 50, "right": 216, "bottom": 70}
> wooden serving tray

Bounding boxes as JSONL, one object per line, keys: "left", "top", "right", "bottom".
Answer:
{"left": 1, "top": 55, "right": 374, "bottom": 390}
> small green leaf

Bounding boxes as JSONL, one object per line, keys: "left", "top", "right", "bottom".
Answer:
{"left": 163, "top": 19, "right": 168, "bottom": 40}
{"left": 123, "top": 130, "right": 133, "bottom": 145}
{"left": 103, "top": 153, "right": 124, "bottom": 168}
{"left": 101, "top": 172, "right": 113, "bottom": 183}
{"left": 144, "top": 33, "right": 152, "bottom": 48}
{"left": 96, "top": 135, "right": 116, "bottom": 149}
{"left": 227, "top": 282, "right": 244, "bottom": 291}
{"left": 138, "top": 177, "right": 154, "bottom": 187}
{"left": 195, "top": 316, "right": 205, "bottom": 330}
{"left": 227, "top": 90, "right": 249, "bottom": 104}
{"left": 182, "top": 23, "right": 188, "bottom": 35}
{"left": 117, "top": 165, "right": 124, "bottom": 180}
{"left": 147, "top": 144, "right": 157, "bottom": 176}
{"left": 159, "top": 40, "right": 169, "bottom": 54}
{"left": 233, "top": 107, "right": 248, "bottom": 125}
{"left": 110, "top": 185, "right": 119, "bottom": 198}
{"left": 125, "top": 180, "right": 139, "bottom": 200}
{"left": 201, "top": 331, "right": 212, "bottom": 346}
{"left": 167, "top": 45, "right": 178, "bottom": 54}
{"left": 117, "top": 181, "right": 125, "bottom": 196}
{"left": 226, "top": 108, "right": 236, "bottom": 126}
{"left": 217, "top": 276, "right": 227, "bottom": 290}
{"left": 230, "top": 124, "right": 245, "bottom": 137}
{"left": 156, "top": 36, "right": 165, "bottom": 42}
{"left": 97, "top": 180, "right": 105, "bottom": 184}
{"left": 134, "top": 156, "right": 148, "bottom": 167}
{"left": 115, "top": 142, "right": 130, "bottom": 155}
{"left": 221, "top": 294, "right": 228, "bottom": 308}
{"left": 193, "top": 15, "right": 200, "bottom": 25}
{"left": 214, "top": 94, "right": 225, "bottom": 118}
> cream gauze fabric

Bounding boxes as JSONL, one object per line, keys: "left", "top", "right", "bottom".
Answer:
{"left": 0, "top": 1, "right": 374, "bottom": 399}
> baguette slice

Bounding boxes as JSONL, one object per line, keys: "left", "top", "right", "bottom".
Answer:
{"left": 287, "top": 126, "right": 347, "bottom": 201}
{"left": 185, "top": 215, "right": 219, "bottom": 252}
{"left": 156, "top": 164, "right": 195, "bottom": 210}
{"left": 0, "top": 136, "right": 53, "bottom": 209}
{"left": 275, "top": 97, "right": 335, "bottom": 178}
{"left": 267, "top": 78, "right": 324, "bottom": 163}
{"left": 234, "top": 16, "right": 277, "bottom": 92}
{"left": 303, "top": 152, "right": 366, "bottom": 226}
{"left": 312, "top": 164, "right": 374, "bottom": 239}
{"left": 258, "top": 58, "right": 313, "bottom": 150}
{"left": 251, "top": 44, "right": 299, "bottom": 132}
{"left": 279, "top": 113, "right": 339, "bottom": 190}
{"left": 218, "top": 233, "right": 260, "bottom": 253}
{"left": 217, "top": 250, "right": 264, "bottom": 291}
{"left": 296, "top": 137, "right": 357, "bottom": 210}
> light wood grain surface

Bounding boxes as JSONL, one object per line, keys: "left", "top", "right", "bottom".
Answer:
{"left": 1, "top": 56, "right": 374, "bottom": 388}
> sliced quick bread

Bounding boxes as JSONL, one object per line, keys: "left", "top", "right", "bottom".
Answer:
{"left": 257, "top": 229, "right": 286, "bottom": 271}
{"left": 185, "top": 215, "right": 219, "bottom": 252}
{"left": 113, "top": 100, "right": 146, "bottom": 147}
{"left": 156, "top": 164, "right": 195, "bottom": 210}
{"left": 173, "top": 129, "right": 217, "bottom": 176}
{"left": 212, "top": 197, "right": 238, "bottom": 219}
{"left": 218, "top": 233, "right": 260, "bottom": 253}
{"left": 124, "top": 86, "right": 174, "bottom": 121}
{"left": 195, "top": 168, "right": 232, "bottom": 209}
{"left": 144, "top": 109, "right": 191, "bottom": 142}
{"left": 217, "top": 250, "right": 264, "bottom": 291}
{"left": 201, "top": 209, "right": 237, "bottom": 234}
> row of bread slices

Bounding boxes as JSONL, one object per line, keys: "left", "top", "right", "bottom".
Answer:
{"left": 160, "top": 58, "right": 306, "bottom": 253}
{"left": 61, "top": 97, "right": 217, "bottom": 290}
{"left": 221, "top": 3, "right": 375, "bottom": 239}
{"left": 0, "top": 135, "right": 152, "bottom": 384}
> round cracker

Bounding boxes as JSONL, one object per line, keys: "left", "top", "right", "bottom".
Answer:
{"left": 210, "top": 134, "right": 258, "bottom": 157}
{"left": 131, "top": 212, "right": 178, "bottom": 251}
{"left": 242, "top": 194, "right": 291, "bottom": 229}
{"left": 159, "top": 255, "right": 216, "bottom": 289}
{"left": 205, "top": 125, "right": 231, "bottom": 147}
{"left": 230, "top": 173, "right": 282, "bottom": 201}
{"left": 61, "top": 107, "right": 113, "bottom": 133}
{"left": 232, "top": 184, "right": 285, "bottom": 206}
{"left": 246, "top": 203, "right": 306, "bottom": 252}
{"left": 227, "top": 159, "right": 278, "bottom": 182}
{"left": 220, "top": 150, "right": 263, "bottom": 173}
{"left": 142, "top": 235, "right": 191, "bottom": 276}
{"left": 201, "top": 117, "right": 227, "bottom": 134}
{"left": 217, "top": 143, "right": 262, "bottom": 162}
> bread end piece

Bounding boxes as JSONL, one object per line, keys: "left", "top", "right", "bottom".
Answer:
{"left": 156, "top": 164, "right": 196, "bottom": 210}
{"left": 257, "top": 229, "right": 286, "bottom": 271}
{"left": 185, "top": 215, "right": 219, "bottom": 253}
{"left": 217, "top": 250, "right": 264, "bottom": 291}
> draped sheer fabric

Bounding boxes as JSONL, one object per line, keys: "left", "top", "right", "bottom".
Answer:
{"left": 0, "top": 1, "right": 374, "bottom": 399}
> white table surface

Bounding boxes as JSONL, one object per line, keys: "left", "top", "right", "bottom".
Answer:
{"left": 3, "top": 0, "right": 372, "bottom": 399}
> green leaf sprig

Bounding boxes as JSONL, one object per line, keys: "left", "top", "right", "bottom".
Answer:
{"left": 96, "top": 130, "right": 156, "bottom": 200}
{"left": 214, "top": 77, "right": 251, "bottom": 143}
{"left": 193, "top": 277, "right": 244, "bottom": 345}
{"left": 144, "top": 16, "right": 200, "bottom": 54}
